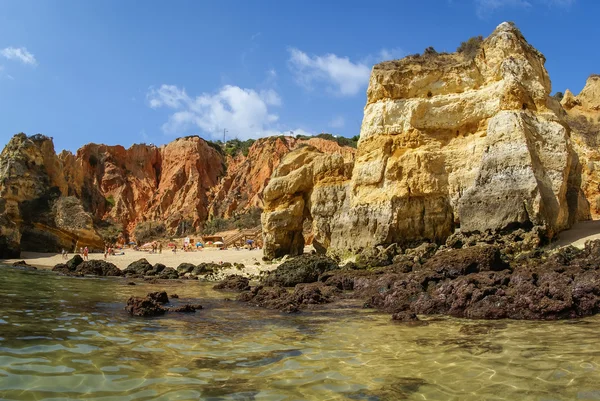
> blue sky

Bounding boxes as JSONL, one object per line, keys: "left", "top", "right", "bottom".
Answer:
{"left": 0, "top": 0, "right": 597, "bottom": 152}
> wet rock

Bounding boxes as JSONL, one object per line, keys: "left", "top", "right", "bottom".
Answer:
{"left": 125, "top": 296, "right": 166, "bottom": 317}
{"left": 391, "top": 311, "right": 419, "bottom": 322}
{"left": 170, "top": 293, "right": 179, "bottom": 298}
{"left": 127, "top": 281, "right": 136, "bottom": 286}
{"left": 75, "top": 260, "right": 122, "bottom": 276}
{"left": 193, "top": 263, "right": 221, "bottom": 275}
{"left": 150, "top": 263, "right": 166, "bottom": 275}
{"left": 289, "top": 282, "right": 339, "bottom": 305}
{"left": 123, "top": 258, "right": 153, "bottom": 276}
{"left": 176, "top": 263, "right": 196, "bottom": 274}
{"left": 66, "top": 255, "right": 84, "bottom": 270}
{"left": 147, "top": 291, "right": 169, "bottom": 304}
{"left": 11, "top": 260, "right": 37, "bottom": 270}
{"left": 157, "top": 267, "right": 179, "bottom": 279}
{"left": 169, "top": 304, "right": 202, "bottom": 313}
{"left": 52, "top": 263, "right": 70, "bottom": 274}
{"left": 262, "top": 254, "right": 339, "bottom": 287}
{"left": 213, "top": 275, "right": 251, "bottom": 292}
{"left": 420, "top": 245, "right": 509, "bottom": 278}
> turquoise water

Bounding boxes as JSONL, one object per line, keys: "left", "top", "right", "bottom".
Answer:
{"left": 1, "top": 265, "right": 600, "bottom": 400}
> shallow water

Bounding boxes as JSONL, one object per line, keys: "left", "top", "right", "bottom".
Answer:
{"left": 1, "top": 266, "right": 600, "bottom": 400}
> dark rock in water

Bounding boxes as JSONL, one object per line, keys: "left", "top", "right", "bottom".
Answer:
{"left": 170, "top": 293, "right": 179, "bottom": 298}
{"left": 66, "top": 255, "right": 84, "bottom": 270}
{"left": 158, "top": 267, "right": 179, "bottom": 279}
{"left": 176, "top": 263, "right": 196, "bottom": 274}
{"left": 346, "top": 240, "right": 600, "bottom": 320}
{"left": 391, "top": 311, "right": 419, "bottom": 321}
{"left": 419, "top": 245, "right": 509, "bottom": 278}
{"left": 125, "top": 296, "right": 166, "bottom": 317}
{"left": 143, "top": 278, "right": 160, "bottom": 284}
{"left": 193, "top": 263, "right": 221, "bottom": 275}
{"left": 75, "top": 260, "right": 122, "bottom": 276}
{"left": 213, "top": 275, "right": 251, "bottom": 292}
{"left": 127, "top": 281, "right": 136, "bottom": 286}
{"left": 289, "top": 282, "right": 339, "bottom": 306}
{"left": 262, "top": 254, "right": 339, "bottom": 287}
{"left": 169, "top": 303, "right": 201, "bottom": 313}
{"left": 150, "top": 263, "right": 166, "bottom": 275}
{"left": 238, "top": 282, "right": 337, "bottom": 312}
{"left": 123, "top": 258, "right": 153, "bottom": 276}
{"left": 52, "top": 263, "right": 70, "bottom": 274}
{"left": 147, "top": 291, "right": 169, "bottom": 304}
{"left": 11, "top": 260, "right": 36, "bottom": 270}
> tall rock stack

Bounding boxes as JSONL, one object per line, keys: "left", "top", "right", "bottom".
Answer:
{"left": 262, "top": 22, "right": 588, "bottom": 259}
{"left": 562, "top": 75, "right": 600, "bottom": 218}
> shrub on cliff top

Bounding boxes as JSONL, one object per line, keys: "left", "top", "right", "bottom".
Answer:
{"left": 457, "top": 35, "right": 484, "bottom": 59}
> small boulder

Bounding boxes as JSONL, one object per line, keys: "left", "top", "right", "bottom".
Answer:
{"left": 213, "top": 275, "right": 251, "bottom": 292}
{"left": 123, "top": 259, "right": 153, "bottom": 276}
{"left": 75, "top": 260, "right": 122, "bottom": 276}
{"left": 125, "top": 296, "right": 166, "bottom": 317}
{"left": 147, "top": 291, "right": 169, "bottom": 304}
{"left": 176, "top": 263, "right": 196, "bottom": 274}
{"left": 262, "top": 254, "right": 339, "bottom": 287}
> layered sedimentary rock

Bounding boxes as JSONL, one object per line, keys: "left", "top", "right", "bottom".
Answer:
{"left": 208, "top": 136, "right": 354, "bottom": 219}
{"left": 0, "top": 134, "right": 104, "bottom": 257}
{"left": 262, "top": 146, "right": 353, "bottom": 259}
{"left": 562, "top": 75, "right": 600, "bottom": 218}
{"left": 0, "top": 132, "right": 353, "bottom": 257}
{"left": 262, "top": 22, "right": 587, "bottom": 258}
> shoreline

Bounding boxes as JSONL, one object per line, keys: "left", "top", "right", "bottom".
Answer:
{"left": 0, "top": 248, "right": 279, "bottom": 277}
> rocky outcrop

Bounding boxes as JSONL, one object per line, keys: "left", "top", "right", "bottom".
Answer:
{"left": 262, "top": 22, "right": 587, "bottom": 258}
{"left": 0, "top": 132, "right": 353, "bottom": 257}
{"left": 261, "top": 146, "right": 353, "bottom": 259}
{"left": 562, "top": 75, "right": 600, "bottom": 218}
{"left": 0, "top": 134, "right": 104, "bottom": 257}
{"left": 208, "top": 136, "right": 355, "bottom": 219}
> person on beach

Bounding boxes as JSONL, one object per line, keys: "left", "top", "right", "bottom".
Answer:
{"left": 61, "top": 249, "right": 67, "bottom": 259}
{"left": 158, "top": 243, "right": 163, "bottom": 254}
{"left": 83, "top": 246, "right": 89, "bottom": 261}
{"left": 104, "top": 246, "right": 108, "bottom": 260}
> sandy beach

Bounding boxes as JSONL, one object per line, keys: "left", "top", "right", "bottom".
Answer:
{"left": 0, "top": 247, "right": 278, "bottom": 276}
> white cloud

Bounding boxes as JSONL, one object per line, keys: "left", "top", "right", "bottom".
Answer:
{"left": 475, "top": 0, "right": 574, "bottom": 17}
{"left": 288, "top": 47, "right": 405, "bottom": 96}
{"left": 1, "top": 47, "right": 37, "bottom": 66}
{"left": 288, "top": 48, "right": 371, "bottom": 96}
{"left": 329, "top": 116, "right": 345, "bottom": 129}
{"left": 376, "top": 48, "right": 405, "bottom": 62}
{"left": 147, "top": 84, "right": 303, "bottom": 140}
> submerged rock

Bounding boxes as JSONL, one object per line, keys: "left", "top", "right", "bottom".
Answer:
{"left": 213, "top": 275, "right": 251, "bottom": 292}
{"left": 169, "top": 304, "right": 202, "bottom": 313}
{"left": 75, "top": 260, "right": 122, "bottom": 276}
{"left": 262, "top": 254, "right": 339, "bottom": 287}
{"left": 125, "top": 296, "right": 166, "bottom": 317}
{"left": 147, "top": 291, "right": 169, "bottom": 304}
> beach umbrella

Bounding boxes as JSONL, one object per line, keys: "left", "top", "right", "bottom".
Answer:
{"left": 214, "top": 241, "right": 224, "bottom": 245}
{"left": 128, "top": 242, "right": 136, "bottom": 245}
{"left": 246, "top": 239, "right": 254, "bottom": 244}
{"left": 196, "top": 242, "right": 202, "bottom": 247}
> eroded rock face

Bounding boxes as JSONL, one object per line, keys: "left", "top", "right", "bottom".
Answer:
{"left": 0, "top": 132, "right": 354, "bottom": 257}
{"left": 208, "top": 136, "right": 355, "bottom": 219}
{"left": 262, "top": 22, "right": 586, "bottom": 259}
{"left": 261, "top": 146, "right": 353, "bottom": 259}
{"left": 562, "top": 75, "right": 600, "bottom": 218}
{"left": 0, "top": 134, "right": 104, "bottom": 256}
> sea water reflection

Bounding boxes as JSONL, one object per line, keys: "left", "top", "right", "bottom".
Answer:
{"left": 1, "top": 265, "right": 600, "bottom": 400}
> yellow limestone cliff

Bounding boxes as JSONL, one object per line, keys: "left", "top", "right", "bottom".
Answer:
{"left": 562, "top": 75, "right": 600, "bottom": 218}
{"left": 262, "top": 22, "right": 586, "bottom": 259}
